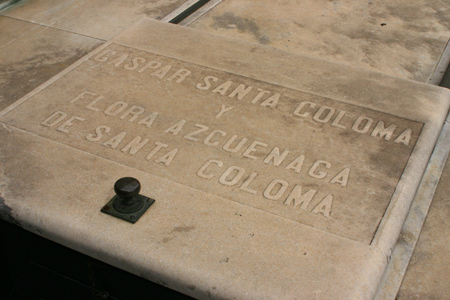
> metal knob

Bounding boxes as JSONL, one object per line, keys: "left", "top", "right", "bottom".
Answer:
{"left": 114, "top": 177, "right": 141, "bottom": 205}
{"left": 101, "top": 177, "right": 155, "bottom": 223}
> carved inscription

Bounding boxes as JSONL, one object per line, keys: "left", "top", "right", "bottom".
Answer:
{"left": 0, "top": 43, "right": 423, "bottom": 242}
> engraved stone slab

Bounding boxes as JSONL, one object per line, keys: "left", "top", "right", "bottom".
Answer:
{"left": 1, "top": 19, "right": 449, "bottom": 299}
{"left": 0, "top": 42, "right": 423, "bottom": 243}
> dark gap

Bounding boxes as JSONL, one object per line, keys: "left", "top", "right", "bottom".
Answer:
{"left": 169, "top": 0, "right": 210, "bottom": 24}
{"left": 440, "top": 62, "right": 450, "bottom": 88}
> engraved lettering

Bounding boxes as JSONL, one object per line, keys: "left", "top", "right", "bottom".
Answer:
{"left": 145, "top": 142, "right": 168, "bottom": 160}
{"left": 263, "top": 179, "right": 289, "bottom": 200}
{"left": 183, "top": 124, "right": 209, "bottom": 141}
{"left": 137, "top": 112, "right": 159, "bottom": 128}
{"left": 223, "top": 135, "right": 248, "bottom": 153}
{"left": 196, "top": 76, "right": 218, "bottom": 90}
{"left": 242, "top": 141, "right": 268, "bottom": 160}
{"left": 264, "top": 147, "right": 289, "bottom": 166}
{"left": 330, "top": 168, "right": 350, "bottom": 187}
{"left": 308, "top": 160, "right": 331, "bottom": 179}
{"left": 56, "top": 116, "right": 85, "bottom": 133}
{"left": 70, "top": 91, "right": 96, "bottom": 104}
{"left": 93, "top": 50, "right": 116, "bottom": 62}
{"left": 155, "top": 148, "right": 178, "bottom": 166}
{"left": 85, "top": 96, "right": 104, "bottom": 111}
{"left": 102, "top": 132, "right": 127, "bottom": 149}
{"left": 119, "top": 105, "right": 145, "bottom": 122}
{"left": 124, "top": 57, "right": 145, "bottom": 70}
{"left": 151, "top": 65, "right": 172, "bottom": 79}
{"left": 108, "top": 54, "right": 129, "bottom": 67}
{"left": 294, "top": 101, "right": 316, "bottom": 117}
{"left": 251, "top": 89, "right": 270, "bottom": 104}
{"left": 215, "top": 104, "right": 234, "bottom": 119}
{"left": 228, "top": 84, "right": 253, "bottom": 100}
{"left": 284, "top": 185, "right": 317, "bottom": 209}
{"left": 371, "top": 121, "right": 397, "bottom": 141}
{"left": 394, "top": 128, "right": 412, "bottom": 146}
{"left": 204, "top": 130, "right": 226, "bottom": 146}
{"left": 239, "top": 172, "right": 258, "bottom": 195}
{"left": 197, "top": 160, "right": 224, "bottom": 179}
{"left": 212, "top": 80, "right": 232, "bottom": 95}
{"left": 331, "top": 110, "right": 347, "bottom": 129}
{"left": 167, "top": 68, "right": 192, "bottom": 83}
{"left": 285, "top": 155, "right": 305, "bottom": 173}
{"left": 40, "top": 111, "right": 67, "bottom": 127}
{"left": 104, "top": 101, "right": 129, "bottom": 116}
{"left": 121, "top": 136, "right": 150, "bottom": 155}
{"left": 86, "top": 125, "right": 110, "bottom": 142}
{"left": 312, "top": 195, "right": 333, "bottom": 217}
{"left": 219, "top": 166, "right": 245, "bottom": 186}
{"left": 138, "top": 61, "right": 161, "bottom": 73}
{"left": 352, "top": 116, "right": 373, "bottom": 133}
{"left": 260, "top": 93, "right": 279, "bottom": 108}
{"left": 164, "top": 120, "right": 186, "bottom": 135}
{"left": 313, "top": 106, "right": 335, "bottom": 123}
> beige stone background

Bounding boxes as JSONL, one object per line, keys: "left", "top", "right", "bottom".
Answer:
{"left": 1, "top": 0, "right": 450, "bottom": 299}
{"left": 189, "top": 0, "right": 450, "bottom": 83}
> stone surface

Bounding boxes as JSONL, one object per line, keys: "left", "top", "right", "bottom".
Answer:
{"left": 397, "top": 150, "right": 450, "bottom": 299}
{"left": 0, "top": 42, "right": 425, "bottom": 243}
{"left": 373, "top": 117, "right": 450, "bottom": 300}
{"left": 2, "top": 0, "right": 188, "bottom": 39}
{"left": 189, "top": 0, "right": 450, "bottom": 82}
{"left": 1, "top": 19, "right": 449, "bottom": 299}
{"left": 0, "top": 16, "right": 103, "bottom": 111}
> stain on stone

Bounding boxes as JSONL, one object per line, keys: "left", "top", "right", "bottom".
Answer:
{"left": 188, "top": 284, "right": 196, "bottom": 290}
{"left": 171, "top": 225, "right": 195, "bottom": 233}
{"left": 161, "top": 237, "right": 172, "bottom": 243}
{"left": 212, "top": 12, "right": 271, "bottom": 45}
{"left": 0, "top": 196, "right": 20, "bottom": 225}
{"left": 219, "top": 257, "right": 229, "bottom": 263}
{"left": 0, "top": 46, "right": 101, "bottom": 111}
{"left": 137, "top": 0, "right": 186, "bottom": 20}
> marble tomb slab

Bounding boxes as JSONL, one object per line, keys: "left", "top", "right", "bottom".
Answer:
{"left": 1, "top": 19, "right": 449, "bottom": 299}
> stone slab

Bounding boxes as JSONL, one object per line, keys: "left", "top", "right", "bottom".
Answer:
{"left": 396, "top": 152, "right": 450, "bottom": 299}
{"left": 374, "top": 113, "right": 450, "bottom": 299}
{"left": 0, "top": 16, "right": 103, "bottom": 111}
{"left": 1, "top": 19, "right": 450, "bottom": 299}
{"left": 188, "top": 0, "right": 450, "bottom": 82}
{"left": 2, "top": 0, "right": 188, "bottom": 39}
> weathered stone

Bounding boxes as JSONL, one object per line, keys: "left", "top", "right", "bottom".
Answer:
{"left": 2, "top": 0, "right": 188, "bottom": 39}
{"left": 189, "top": 0, "right": 450, "bottom": 82}
{"left": 0, "top": 16, "right": 102, "bottom": 111}
{"left": 0, "top": 19, "right": 449, "bottom": 299}
{"left": 397, "top": 152, "right": 450, "bottom": 299}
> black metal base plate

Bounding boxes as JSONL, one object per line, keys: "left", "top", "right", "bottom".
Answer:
{"left": 101, "top": 195, "right": 155, "bottom": 224}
